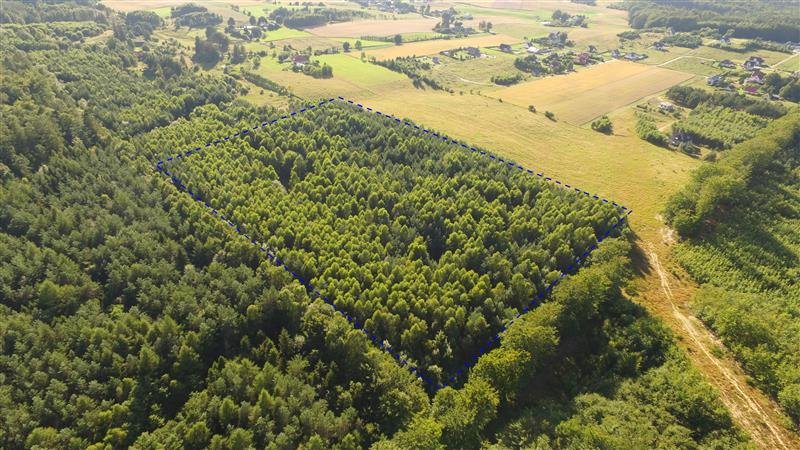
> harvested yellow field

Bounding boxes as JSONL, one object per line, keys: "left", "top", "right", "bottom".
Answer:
{"left": 308, "top": 18, "right": 440, "bottom": 37}
{"left": 364, "top": 34, "right": 520, "bottom": 60}
{"left": 487, "top": 60, "right": 692, "bottom": 124}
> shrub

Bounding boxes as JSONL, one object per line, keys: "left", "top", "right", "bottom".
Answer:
{"left": 528, "top": 105, "right": 536, "bottom": 113}
{"left": 635, "top": 114, "right": 666, "bottom": 146}
{"left": 544, "top": 111, "right": 555, "bottom": 121}
{"left": 491, "top": 73, "right": 523, "bottom": 86}
{"left": 590, "top": 116, "right": 613, "bottom": 134}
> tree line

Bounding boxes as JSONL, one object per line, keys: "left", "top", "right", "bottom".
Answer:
{"left": 665, "top": 110, "right": 800, "bottom": 424}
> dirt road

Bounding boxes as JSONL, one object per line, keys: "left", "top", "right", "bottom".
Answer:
{"left": 641, "top": 241, "right": 799, "bottom": 449}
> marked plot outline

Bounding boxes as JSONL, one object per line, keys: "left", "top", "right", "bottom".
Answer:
{"left": 156, "top": 97, "right": 631, "bottom": 390}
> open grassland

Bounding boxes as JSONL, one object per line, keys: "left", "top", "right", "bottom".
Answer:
{"left": 689, "top": 45, "right": 791, "bottom": 66}
{"left": 238, "top": 78, "right": 293, "bottom": 108}
{"left": 662, "top": 56, "right": 721, "bottom": 76}
{"left": 364, "top": 34, "right": 520, "bottom": 59}
{"left": 317, "top": 54, "right": 407, "bottom": 85}
{"left": 263, "top": 27, "right": 312, "bottom": 41}
{"left": 332, "top": 37, "right": 392, "bottom": 48}
{"left": 308, "top": 18, "right": 440, "bottom": 37}
{"left": 486, "top": 60, "right": 692, "bottom": 124}
{"left": 429, "top": 48, "right": 522, "bottom": 89}
{"left": 775, "top": 54, "right": 800, "bottom": 72}
{"left": 341, "top": 88, "right": 700, "bottom": 243}
{"left": 269, "top": 35, "right": 342, "bottom": 51}
{"left": 249, "top": 53, "right": 411, "bottom": 98}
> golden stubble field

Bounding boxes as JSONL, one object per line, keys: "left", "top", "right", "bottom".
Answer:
{"left": 485, "top": 60, "right": 693, "bottom": 124}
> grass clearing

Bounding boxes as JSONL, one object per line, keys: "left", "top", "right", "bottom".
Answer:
{"left": 317, "top": 54, "right": 407, "bottom": 86}
{"left": 364, "top": 34, "right": 520, "bottom": 60}
{"left": 775, "top": 54, "right": 800, "bottom": 72}
{"left": 332, "top": 37, "right": 392, "bottom": 49}
{"left": 486, "top": 60, "right": 692, "bottom": 124}
{"left": 263, "top": 27, "right": 313, "bottom": 41}
{"left": 429, "top": 48, "right": 522, "bottom": 89}
{"left": 662, "top": 56, "right": 721, "bottom": 76}
{"left": 689, "top": 46, "right": 791, "bottom": 66}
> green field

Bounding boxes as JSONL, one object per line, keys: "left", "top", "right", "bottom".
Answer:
{"left": 662, "top": 56, "right": 721, "bottom": 76}
{"left": 263, "top": 27, "right": 312, "bottom": 41}
{"left": 428, "top": 48, "right": 522, "bottom": 90}
{"left": 317, "top": 53, "right": 406, "bottom": 86}
{"left": 332, "top": 37, "right": 392, "bottom": 49}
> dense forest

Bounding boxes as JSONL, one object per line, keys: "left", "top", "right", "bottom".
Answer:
{"left": 624, "top": 0, "right": 800, "bottom": 42}
{"left": 152, "top": 100, "right": 624, "bottom": 379}
{"left": 0, "top": 1, "right": 759, "bottom": 448}
{"left": 665, "top": 111, "right": 800, "bottom": 425}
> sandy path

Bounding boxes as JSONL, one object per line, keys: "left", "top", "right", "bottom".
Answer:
{"left": 642, "top": 241, "right": 798, "bottom": 449}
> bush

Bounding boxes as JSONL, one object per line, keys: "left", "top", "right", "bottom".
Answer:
{"left": 590, "top": 116, "right": 613, "bottom": 134}
{"left": 528, "top": 105, "right": 536, "bottom": 113}
{"left": 491, "top": 73, "right": 523, "bottom": 86}
{"left": 544, "top": 111, "right": 556, "bottom": 120}
{"left": 635, "top": 114, "right": 666, "bottom": 146}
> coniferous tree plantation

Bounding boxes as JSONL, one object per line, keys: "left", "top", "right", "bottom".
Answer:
{"left": 153, "top": 102, "right": 623, "bottom": 377}
{"left": 0, "top": 1, "right": 764, "bottom": 448}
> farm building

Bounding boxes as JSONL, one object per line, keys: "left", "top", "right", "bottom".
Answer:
{"left": 574, "top": 52, "right": 590, "bottom": 65}
{"left": 499, "top": 43, "right": 512, "bottom": 53}
{"left": 465, "top": 47, "right": 481, "bottom": 58}
{"left": 624, "top": 52, "right": 647, "bottom": 61}
{"left": 746, "top": 70, "right": 765, "bottom": 84}
{"left": 707, "top": 74, "right": 724, "bottom": 86}
{"left": 743, "top": 56, "right": 765, "bottom": 70}
{"left": 292, "top": 54, "right": 309, "bottom": 67}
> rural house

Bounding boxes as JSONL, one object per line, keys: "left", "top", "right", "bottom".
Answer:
{"left": 653, "top": 41, "right": 666, "bottom": 51}
{"left": 624, "top": 52, "right": 647, "bottom": 61}
{"left": 465, "top": 47, "right": 481, "bottom": 58}
{"left": 291, "top": 54, "right": 309, "bottom": 67}
{"left": 707, "top": 74, "right": 724, "bottom": 86}
{"left": 746, "top": 69, "right": 765, "bottom": 84}
{"left": 719, "top": 59, "right": 736, "bottom": 69}
{"left": 611, "top": 49, "right": 621, "bottom": 58}
{"left": 499, "top": 43, "right": 512, "bottom": 53}
{"left": 659, "top": 102, "right": 675, "bottom": 112}
{"left": 574, "top": 52, "right": 590, "bottom": 65}
{"left": 431, "top": 56, "right": 440, "bottom": 64}
{"left": 743, "top": 56, "right": 765, "bottom": 70}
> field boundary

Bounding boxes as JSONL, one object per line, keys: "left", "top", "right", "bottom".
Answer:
{"left": 155, "top": 96, "right": 632, "bottom": 390}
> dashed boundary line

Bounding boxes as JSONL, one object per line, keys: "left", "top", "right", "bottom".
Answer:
{"left": 155, "top": 96, "right": 632, "bottom": 390}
